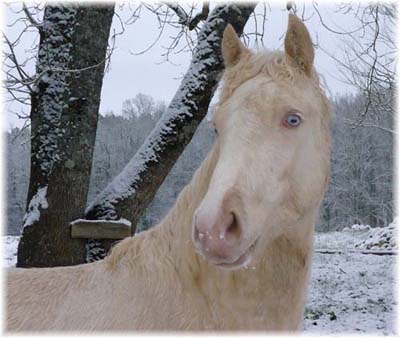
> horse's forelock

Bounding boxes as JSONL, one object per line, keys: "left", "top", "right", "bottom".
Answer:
{"left": 218, "top": 50, "right": 330, "bottom": 119}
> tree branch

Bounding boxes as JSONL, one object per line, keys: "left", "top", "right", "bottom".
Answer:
{"left": 22, "top": 3, "right": 43, "bottom": 32}
{"left": 167, "top": 2, "right": 210, "bottom": 31}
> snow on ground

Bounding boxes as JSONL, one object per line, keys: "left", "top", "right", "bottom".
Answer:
{"left": 305, "top": 251, "right": 396, "bottom": 334}
{"left": 309, "top": 221, "right": 397, "bottom": 335}
{"left": 3, "top": 224, "right": 397, "bottom": 334}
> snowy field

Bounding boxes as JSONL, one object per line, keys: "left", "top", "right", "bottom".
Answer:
{"left": 305, "top": 248, "right": 396, "bottom": 334}
{"left": 3, "top": 223, "right": 397, "bottom": 334}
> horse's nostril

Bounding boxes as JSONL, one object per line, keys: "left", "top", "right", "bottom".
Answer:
{"left": 226, "top": 212, "right": 241, "bottom": 240}
{"left": 193, "top": 225, "right": 200, "bottom": 242}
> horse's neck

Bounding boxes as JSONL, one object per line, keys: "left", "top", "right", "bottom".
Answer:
{"left": 158, "top": 143, "right": 220, "bottom": 253}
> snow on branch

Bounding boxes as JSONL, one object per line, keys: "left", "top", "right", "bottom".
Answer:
{"left": 84, "top": 3, "right": 256, "bottom": 232}
{"left": 167, "top": 2, "right": 210, "bottom": 30}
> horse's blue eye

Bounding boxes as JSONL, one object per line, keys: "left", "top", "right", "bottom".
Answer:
{"left": 283, "top": 113, "right": 302, "bottom": 128}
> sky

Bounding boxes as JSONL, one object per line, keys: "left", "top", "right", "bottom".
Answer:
{"left": 2, "top": 1, "right": 361, "bottom": 131}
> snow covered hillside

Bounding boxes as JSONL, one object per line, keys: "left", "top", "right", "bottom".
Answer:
{"left": 3, "top": 223, "right": 397, "bottom": 334}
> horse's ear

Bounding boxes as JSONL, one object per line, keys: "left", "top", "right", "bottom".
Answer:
{"left": 284, "top": 14, "right": 314, "bottom": 76}
{"left": 222, "top": 24, "right": 248, "bottom": 68}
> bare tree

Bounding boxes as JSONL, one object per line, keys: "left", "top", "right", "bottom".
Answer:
{"left": 122, "top": 93, "right": 156, "bottom": 119}
{"left": 320, "top": 93, "right": 393, "bottom": 231}
{"left": 313, "top": 2, "right": 397, "bottom": 129}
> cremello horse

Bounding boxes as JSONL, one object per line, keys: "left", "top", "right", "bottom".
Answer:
{"left": 7, "top": 14, "right": 330, "bottom": 331}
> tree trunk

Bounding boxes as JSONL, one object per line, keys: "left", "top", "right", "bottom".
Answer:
{"left": 17, "top": 4, "right": 114, "bottom": 267}
{"left": 83, "top": 3, "right": 256, "bottom": 261}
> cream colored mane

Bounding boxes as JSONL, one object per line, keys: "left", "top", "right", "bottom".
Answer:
{"left": 106, "top": 140, "right": 218, "bottom": 273}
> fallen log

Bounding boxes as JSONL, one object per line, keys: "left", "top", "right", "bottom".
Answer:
{"left": 314, "top": 249, "right": 397, "bottom": 256}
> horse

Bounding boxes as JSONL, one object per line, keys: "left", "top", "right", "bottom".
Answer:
{"left": 7, "top": 14, "right": 330, "bottom": 331}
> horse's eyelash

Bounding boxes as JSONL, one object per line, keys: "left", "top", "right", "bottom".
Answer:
{"left": 290, "top": 111, "right": 304, "bottom": 120}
